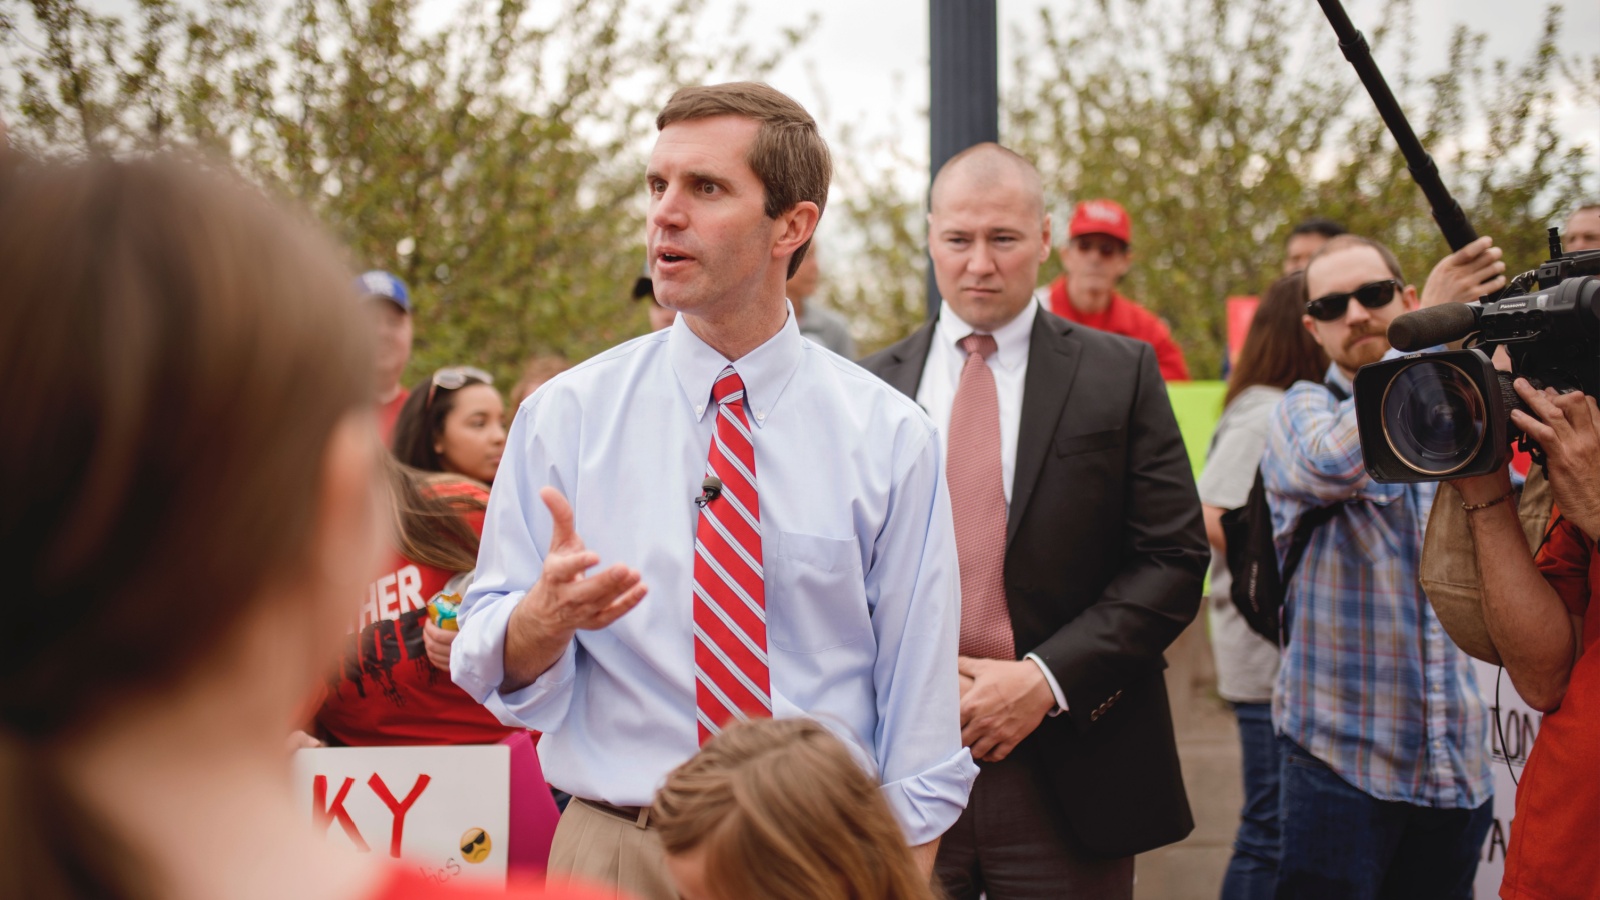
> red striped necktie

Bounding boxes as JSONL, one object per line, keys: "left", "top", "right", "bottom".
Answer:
{"left": 693, "top": 366, "right": 771, "bottom": 744}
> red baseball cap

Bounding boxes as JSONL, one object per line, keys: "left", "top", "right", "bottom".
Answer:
{"left": 1069, "top": 199, "right": 1132, "bottom": 245}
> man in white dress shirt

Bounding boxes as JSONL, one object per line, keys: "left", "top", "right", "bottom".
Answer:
{"left": 451, "top": 82, "right": 977, "bottom": 899}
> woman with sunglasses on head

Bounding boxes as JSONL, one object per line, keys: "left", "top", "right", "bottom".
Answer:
{"left": 376, "top": 367, "right": 509, "bottom": 723}
{"left": 392, "top": 366, "right": 507, "bottom": 486}
{"left": 0, "top": 156, "right": 601, "bottom": 899}
{"left": 1198, "top": 271, "right": 1328, "bottom": 900}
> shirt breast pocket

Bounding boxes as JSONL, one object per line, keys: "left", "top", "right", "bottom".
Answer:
{"left": 766, "top": 530, "right": 872, "bottom": 653}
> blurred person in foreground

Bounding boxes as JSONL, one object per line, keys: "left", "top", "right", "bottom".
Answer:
{"left": 1198, "top": 271, "right": 1328, "bottom": 900}
{"left": 0, "top": 156, "right": 603, "bottom": 899}
{"left": 786, "top": 245, "right": 856, "bottom": 358}
{"left": 362, "top": 269, "right": 415, "bottom": 443}
{"left": 864, "top": 143, "right": 1206, "bottom": 898}
{"left": 452, "top": 82, "right": 974, "bottom": 900}
{"left": 1282, "top": 218, "right": 1346, "bottom": 275}
{"left": 1450, "top": 382, "right": 1600, "bottom": 900}
{"left": 392, "top": 366, "right": 507, "bottom": 486}
{"left": 653, "top": 717, "right": 937, "bottom": 900}
{"left": 1260, "top": 234, "right": 1505, "bottom": 898}
{"left": 511, "top": 355, "right": 572, "bottom": 409}
{"left": 1036, "top": 198, "right": 1190, "bottom": 380}
{"left": 1563, "top": 203, "right": 1600, "bottom": 252}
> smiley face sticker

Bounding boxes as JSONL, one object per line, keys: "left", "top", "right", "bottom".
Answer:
{"left": 460, "top": 827, "right": 492, "bottom": 864}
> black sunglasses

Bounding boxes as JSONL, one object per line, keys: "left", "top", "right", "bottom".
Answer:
{"left": 426, "top": 366, "right": 494, "bottom": 409}
{"left": 1306, "top": 279, "right": 1403, "bottom": 322}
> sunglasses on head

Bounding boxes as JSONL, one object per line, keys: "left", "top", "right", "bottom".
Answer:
{"left": 1305, "top": 279, "right": 1403, "bottom": 322}
{"left": 426, "top": 366, "right": 494, "bottom": 409}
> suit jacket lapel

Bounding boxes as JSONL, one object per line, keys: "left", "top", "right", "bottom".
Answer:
{"left": 1008, "top": 312, "right": 1081, "bottom": 547}
{"left": 877, "top": 320, "right": 937, "bottom": 399}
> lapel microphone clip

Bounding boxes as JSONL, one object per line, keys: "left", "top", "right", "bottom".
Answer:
{"left": 694, "top": 476, "right": 723, "bottom": 508}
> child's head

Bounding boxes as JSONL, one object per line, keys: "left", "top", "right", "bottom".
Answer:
{"left": 653, "top": 717, "right": 937, "bottom": 900}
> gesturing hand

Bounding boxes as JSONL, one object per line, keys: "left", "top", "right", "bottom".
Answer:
{"left": 957, "top": 656, "right": 1056, "bottom": 763}
{"left": 502, "top": 487, "right": 648, "bottom": 690}
{"left": 1420, "top": 236, "right": 1506, "bottom": 309}
{"left": 1511, "top": 380, "right": 1600, "bottom": 540}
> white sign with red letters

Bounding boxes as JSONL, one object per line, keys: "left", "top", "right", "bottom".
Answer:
{"left": 1474, "top": 659, "right": 1541, "bottom": 899}
{"left": 294, "top": 744, "right": 509, "bottom": 885}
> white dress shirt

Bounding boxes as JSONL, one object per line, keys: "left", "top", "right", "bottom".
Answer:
{"left": 452, "top": 310, "right": 978, "bottom": 844}
{"left": 915, "top": 297, "right": 1070, "bottom": 714}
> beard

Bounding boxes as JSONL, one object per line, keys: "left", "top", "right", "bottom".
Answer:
{"left": 1333, "top": 322, "right": 1391, "bottom": 372}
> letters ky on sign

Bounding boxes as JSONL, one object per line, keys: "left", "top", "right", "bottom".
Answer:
{"left": 295, "top": 744, "right": 510, "bottom": 885}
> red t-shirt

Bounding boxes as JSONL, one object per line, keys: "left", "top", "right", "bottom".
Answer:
{"left": 1500, "top": 515, "right": 1600, "bottom": 899}
{"left": 1047, "top": 276, "right": 1191, "bottom": 381}
{"left": 379, "top": 389, "right": 410, "bottom": 445}
{"left": 369, "top": 868, "right": 617, "bottom": 899}
{"left": 315, "top": 482, "right": 524, "bottom": 747}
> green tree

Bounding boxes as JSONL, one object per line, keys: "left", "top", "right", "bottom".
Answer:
{"left": 1, "top": 0, "right": 801, "bottom": 386}
{"left": 1003, "top": 0, "right": 1598, "bottom": 377}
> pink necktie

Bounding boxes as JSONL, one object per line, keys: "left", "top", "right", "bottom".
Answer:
{"left": 692, "top": 367, "right": 771, "bottom": 744}
{"left": 947, "top": 333, "right": 1015, "bottom": 660}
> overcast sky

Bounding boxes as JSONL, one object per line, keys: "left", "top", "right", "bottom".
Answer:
{"left": 712, "top": 0, "right": 1599, "bottom": 192}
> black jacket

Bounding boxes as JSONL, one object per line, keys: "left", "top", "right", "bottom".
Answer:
{"left": 860, "top": 307, "right": 1208, "bottom": 858}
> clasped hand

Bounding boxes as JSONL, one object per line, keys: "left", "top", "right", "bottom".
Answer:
{"left": 957, "top": 656, "right": 1056, "bottom": 763}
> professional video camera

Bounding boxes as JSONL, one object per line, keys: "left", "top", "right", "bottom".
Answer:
{"left": 1351, "top": 238, "right": 1600, "bottom": 483}
{"left": 1307, "top": 0, "right": 1600, "bottom": 483}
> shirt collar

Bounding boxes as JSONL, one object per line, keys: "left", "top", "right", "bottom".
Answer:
{"left": 934, "top": 296, "right": 1038, "bottom": 371}
{"left": 669, "top": 302, "right": 804, "bottom": 428}
{"left": 1325, "top": 361, "right": 1354, "bottom": 394}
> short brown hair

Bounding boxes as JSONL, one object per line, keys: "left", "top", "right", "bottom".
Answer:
{"left": 654, "top": 718, "right": 937, "bottom": 900}
{"left": 657, "top": 82, "right": 831, "bottom": 277}
{"left": 1307, "top": 233, "right": 1406, "bottom": 284}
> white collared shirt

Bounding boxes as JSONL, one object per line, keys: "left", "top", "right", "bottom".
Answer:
{"left": 452, "top": 308, "right": 978, "bottom": 842}
{"left": 915, "top": 298, "right": 1039, "bottom": 505}
{"left": 914, "top": 296, "right": 1068, "bottom": 713}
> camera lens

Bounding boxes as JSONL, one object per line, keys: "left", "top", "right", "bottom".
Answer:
{"left": 1380, "top": 360, "right": 1487, "bottom": 476}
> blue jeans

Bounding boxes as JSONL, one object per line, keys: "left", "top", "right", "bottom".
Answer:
{"left": 1221, "top": 702, "right": 1281, "bottom": 900}
{"left": 1275, "top": 737, "right": 1493, "bottom": 900}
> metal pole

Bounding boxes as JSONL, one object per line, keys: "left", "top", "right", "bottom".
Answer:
{"left": 928, "top": 0, "right": 999, "bottom": 317}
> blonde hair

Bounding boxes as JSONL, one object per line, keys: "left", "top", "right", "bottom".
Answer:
{"left": 653, "top": 718, "right": 938, "bottom": 900}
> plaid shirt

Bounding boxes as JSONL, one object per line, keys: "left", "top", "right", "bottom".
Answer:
{"left": 1260, "top": 366, "right": 1492, "bottom": 809}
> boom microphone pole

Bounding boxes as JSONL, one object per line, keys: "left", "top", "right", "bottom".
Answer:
{"left": 1316, "top": 0, "right": 1478, "bottom": 251}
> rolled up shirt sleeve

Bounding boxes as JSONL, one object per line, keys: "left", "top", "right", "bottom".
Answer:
{"left": 451, "top": 394, "right": 580, "bottom": 732}
{"left": 867, "top": 424, "right": 980, "bottom": 844}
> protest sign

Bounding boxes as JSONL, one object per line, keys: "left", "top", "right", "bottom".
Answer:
{"left": 295, "top": 744, "right": 510, "bottom": 885}
{"left": 1473, "top": 659, "right": 1539, "bottom": 898}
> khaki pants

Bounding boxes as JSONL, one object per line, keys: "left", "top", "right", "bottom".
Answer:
{"left": 547, "top": 799, "right": 677, "bottom": 900}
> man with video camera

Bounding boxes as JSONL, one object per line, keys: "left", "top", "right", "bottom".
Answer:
{"left": 1260, "top": 233, "right": 1505, "bottom": 898}
{"left": 1453, "top": 380, "right": 1600, "bottom": 900}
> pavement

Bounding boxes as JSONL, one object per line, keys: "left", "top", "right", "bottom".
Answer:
{"left": 1134, "top": 615, "right": 1243, "bottom": 900}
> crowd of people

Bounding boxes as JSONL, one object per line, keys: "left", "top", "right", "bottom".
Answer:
{"left": 2, "top": 80, "right": 1598, "bottom": 900}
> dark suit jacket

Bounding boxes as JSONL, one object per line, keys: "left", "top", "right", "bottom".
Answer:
{"left": 861, "top": 308, "right": 1208, "bottom": 858}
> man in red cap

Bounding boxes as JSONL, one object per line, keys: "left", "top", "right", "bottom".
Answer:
{"left": 1039, "top": 199, "right": 1190, "bottom": 380}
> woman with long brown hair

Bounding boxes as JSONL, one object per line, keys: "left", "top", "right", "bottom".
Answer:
{"left": 310, "top": 456, "right": 526, "bottom": 747}
{"left": 653, "top": 718, "right": 938, "bottom": 900}
{"left": 0, "top": 156, "right": 598, "bottom": 899}
{"left": 1201, "top": 270, "right": 1329, "bottom": 900}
